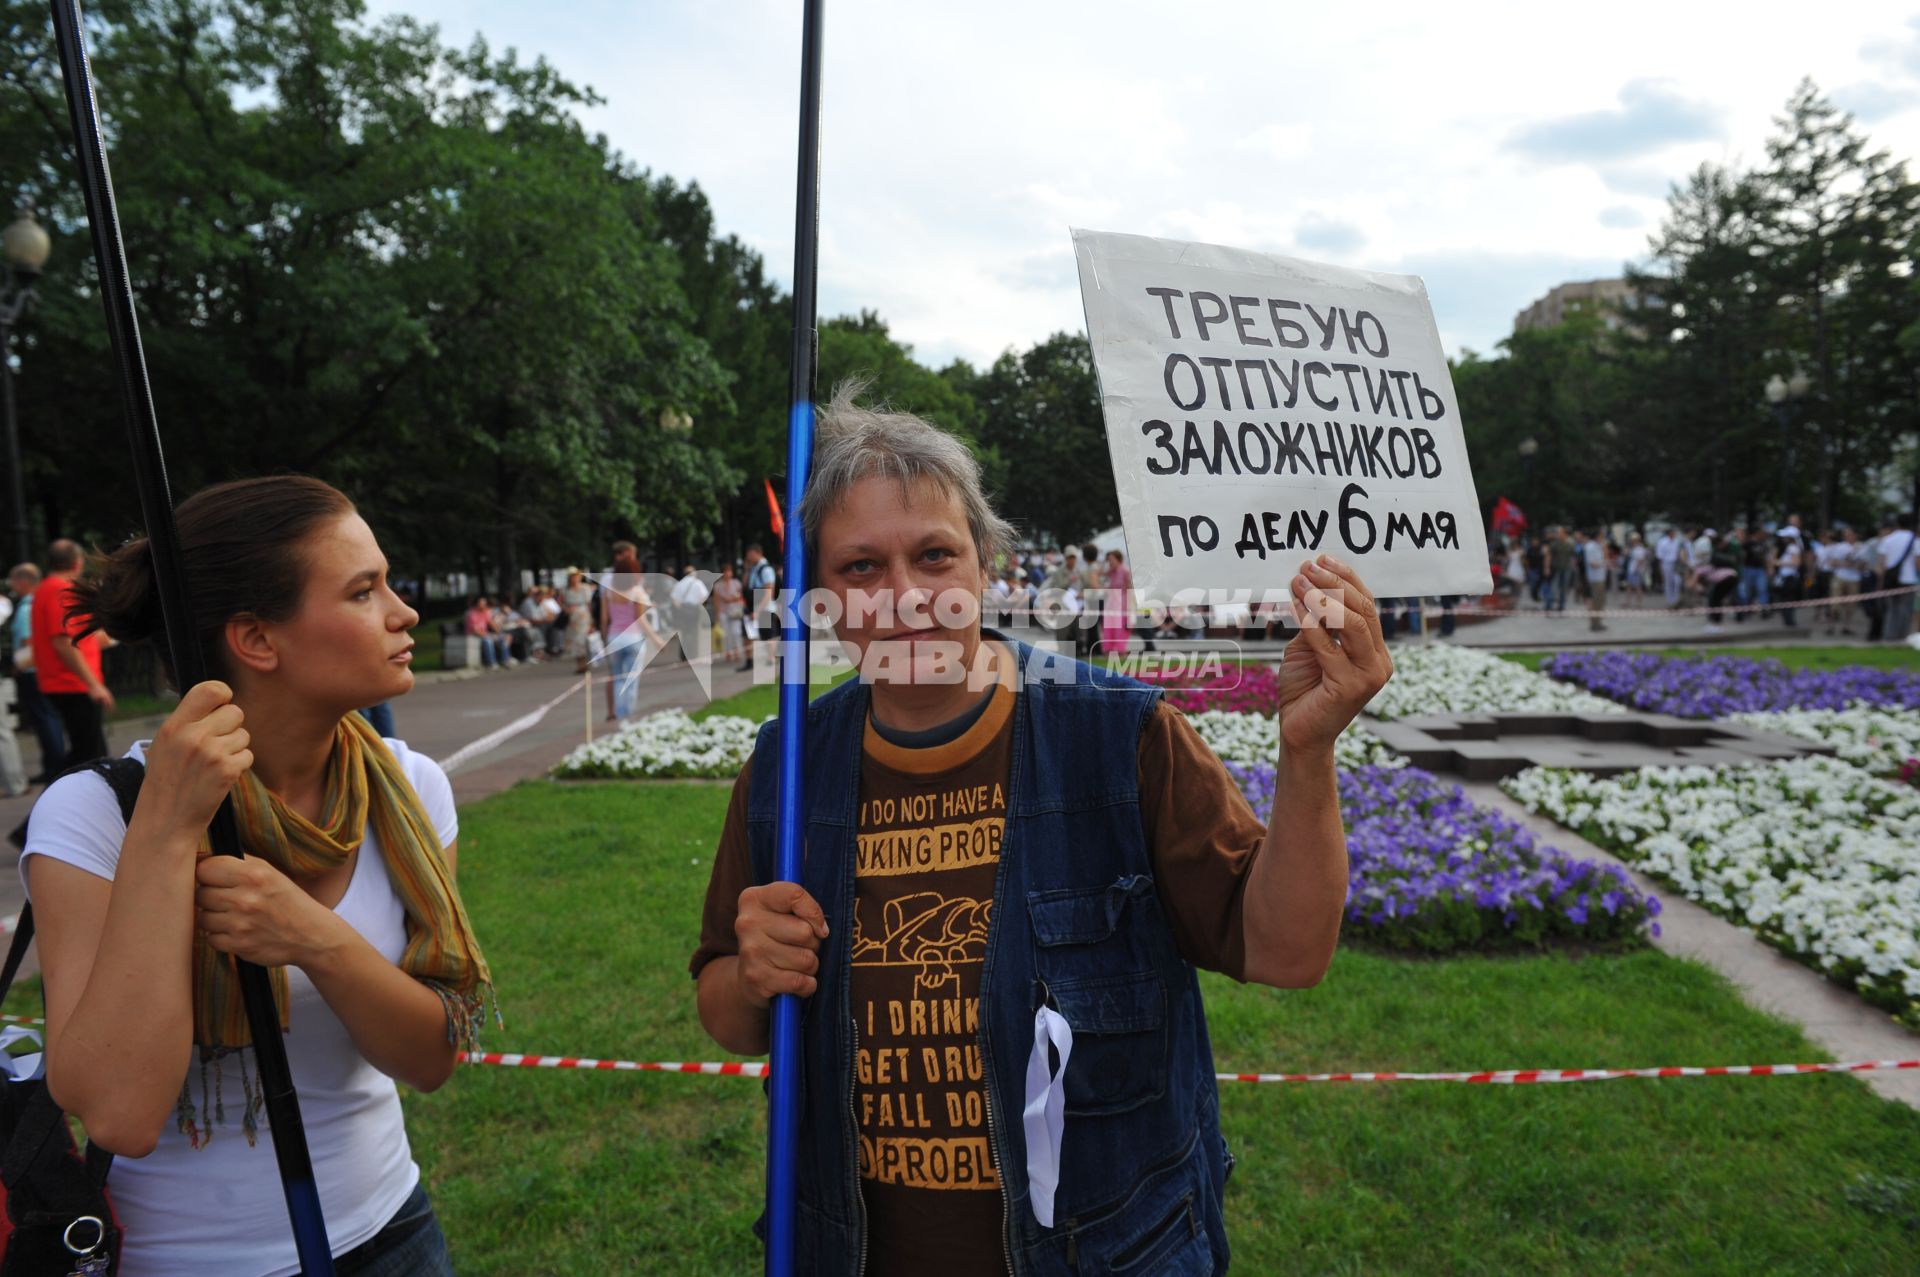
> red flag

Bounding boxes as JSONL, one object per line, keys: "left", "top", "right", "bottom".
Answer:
{"left": 764, "top": 477, "right": 786, "bottom": 547}
{"left": 1490, "top": 496, "right": 1527, "bottom": 537}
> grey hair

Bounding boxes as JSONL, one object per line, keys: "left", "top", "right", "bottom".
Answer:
{"left": 801, "top": 379, "right": 1017, "bottom": 570}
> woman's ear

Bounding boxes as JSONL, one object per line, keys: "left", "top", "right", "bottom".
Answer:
{"left": 224, "top": 614, "right": 279, "bottom": 675}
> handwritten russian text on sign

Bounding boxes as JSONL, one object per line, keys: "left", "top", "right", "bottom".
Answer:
{"left": 1072, "top": 228, "right": 1493, "bottom": 602}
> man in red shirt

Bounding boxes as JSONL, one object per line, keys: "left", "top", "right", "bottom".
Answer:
{"left": 32, "top": 539, "right": 111, "bottom": 768}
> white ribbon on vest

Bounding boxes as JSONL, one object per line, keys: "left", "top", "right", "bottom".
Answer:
{"left": 0, "top": 1024, "right": 45, "bottom": 1083}
{"left": 1022, "top": 1004, "right": 1074, "bottom": 1227}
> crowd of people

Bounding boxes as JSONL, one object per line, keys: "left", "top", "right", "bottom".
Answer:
{"left": 453, "top": 541, "right": 785, "bottom": 723}
{"left": 1491, "top": 513, "right": 1919, "bottom": 638}
{"left": 985, "top": 542, "right": 1136, "bottom": 656}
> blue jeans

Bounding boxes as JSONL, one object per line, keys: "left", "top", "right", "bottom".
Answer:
{"left": 322, "top": 1183, "right": 454, "bottom": 1276}
{"left": 1886, "top": 589, "right": 1915, "bottom": 643}
{"left": 478, "top": 634, "right": 511, "bottom": 668}
{"left": 607, "top": 637, "right": 642, "bottom": 719}
{"left": 1546, "top": 570, "right": 1574, "bottom": 611}
{"left": 13, "top": 673, "right": 63, "bottom": 774}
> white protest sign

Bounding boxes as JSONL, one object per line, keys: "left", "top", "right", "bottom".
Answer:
{"left": 1072, "top": 228, "right": 1493, "bottom": 603}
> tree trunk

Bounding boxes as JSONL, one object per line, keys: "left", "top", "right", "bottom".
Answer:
{"left": 496, "top": 523, "right": 517, "bottom": 602}
{"left": 493, "top": 450, "right": 520, "bottom": 600}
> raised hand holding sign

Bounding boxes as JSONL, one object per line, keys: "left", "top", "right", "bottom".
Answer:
{"left": 1072, "top": 228, "right": 1494, "bottom": 608}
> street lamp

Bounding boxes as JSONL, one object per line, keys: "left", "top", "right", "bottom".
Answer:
{"left": 1764, "top": 370, "right": 1810, "bottom": 526}
{"left": 2, "top": 201, "right": 51, "bottom": 566}
{"left": 1517, "top": 436, "right": 1538, "bottom": 513}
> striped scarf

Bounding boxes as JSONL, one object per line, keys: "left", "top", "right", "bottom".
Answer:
{"left": 181, "top": 713, "right": 493, "bottom": 1145}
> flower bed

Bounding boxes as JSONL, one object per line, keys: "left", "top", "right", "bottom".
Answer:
{"left": 1185, "top": 710, "right": 1405, "bottom": 771}
{"left": 1502, "top": 757, "right": 1920, "bottom": 1027}
{"left": 1728, "top": 706, "right": 1920, "bottom": 778}
{"left": 1231, "top": 761, "right": 1657, "bottom": 952}
{"left": 1137, "top": 662, "right": 1282, "bottom": 716}
{"left": 1366, "top": 643, "right": 1623, "bottom": 720}
{"left": 552, "top": 710, "right": 758, "bottom": 779}
{"left": 1544, "top": 651, "right": 1920, "bottom": 718}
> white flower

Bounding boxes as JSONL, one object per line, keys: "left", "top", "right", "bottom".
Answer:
{"left": 1366, "top": 644, "right": 1624, "bottom": 720}
{"left": 552, "top": 710, "right": 759, "bottom": 779}
{"left": 1184, "top": 709, "right": 1407, "bottom": 770}
{"left": 1729, "top": 704, "right": 1920, "bottom": 778}
{"left": 1503, "top": 755, "right": 1920, "bottom": 1025}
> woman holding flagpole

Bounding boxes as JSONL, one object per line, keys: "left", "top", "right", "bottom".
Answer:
{"left": 693, "top": 384, "right": 1390, "bottom": 1274}
{"left": 21, "top": 475, "right": 492, "bottom": 1276}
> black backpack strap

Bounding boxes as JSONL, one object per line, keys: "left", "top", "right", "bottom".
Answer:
{"left": 0, "top": 757, "right": 143, "bottom": 1189}
{"left": 2, "top": 759, "right": 148, "bottom": 1008}
{"left": 6, "top": 756, "right": 146, "bottom": 855}
{"left": 1, "top": 1087, "right": 70, "bottom": 1190}
{"left": 0, "top": 905, "right": 34, "bottom": 1008}
{"left": 1, "top": 757, "right": 149, "bottom": 1002}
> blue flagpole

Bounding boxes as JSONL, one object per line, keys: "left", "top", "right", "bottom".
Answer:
{"left": 767, "top": 1, "right": 824, "bottom": 1274}
{"left": 46, "top": 2, "right": 334, "bottom": 1271}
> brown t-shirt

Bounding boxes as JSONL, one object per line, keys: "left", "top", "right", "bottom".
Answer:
{"left": 691, "top": 678, "right": 1266, "bottom": 1274}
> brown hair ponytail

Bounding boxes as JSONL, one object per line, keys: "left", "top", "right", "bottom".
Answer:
{"left": 72, "top": 475, "right": 358, "bottom": 686}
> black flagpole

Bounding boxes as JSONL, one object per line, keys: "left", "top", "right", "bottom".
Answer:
{"left": 45, "top": 3, "right": 335, "bottom": 1271}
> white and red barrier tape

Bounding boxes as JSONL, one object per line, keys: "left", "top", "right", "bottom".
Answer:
{"left": 465, "top": 1053, "right": 768, "bottom": 1076}
{"left": 0, "top": 1034, "right": 1899, "bottom": 1083}
{"left": 459, "top": 1052, "right": 1920, "bottom": 1084}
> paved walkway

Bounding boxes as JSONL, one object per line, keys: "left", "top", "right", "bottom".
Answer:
{"left": 1460, "top": 777, "right": 1920, "bottom": 1108}
{"left": 1443, "top": 598, "right": 1901, "bottom": 650}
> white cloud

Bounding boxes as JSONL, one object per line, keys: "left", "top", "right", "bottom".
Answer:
{"left": 1235, "top": 123, "right": 1313, "bottom": 162}
{"left": 366, "top": 0, "right": 1920, "bottom": 361}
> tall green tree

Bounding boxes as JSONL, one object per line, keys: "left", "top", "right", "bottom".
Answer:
{"left": 2, "top": 0, "right": 735, "bottom": 588}
{"left": 1625, "top": 162, "right": 1776, "bottom": 528}
{"left": 1453, "top": 309, "right": 1650, "bottom": 530}
{"left": 961, "top": 331, "right": 1115, "bottom": 548}
{"left": 1754, "top": 79, "right": 1920, "bottom": 527}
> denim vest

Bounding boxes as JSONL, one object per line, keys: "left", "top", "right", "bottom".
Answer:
{"left": 745, "top": 636, "right": 1231, "bottom": 1275}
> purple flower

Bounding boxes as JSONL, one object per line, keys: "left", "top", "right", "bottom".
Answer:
{"left": 1232, "top": 761, "right": 1660, "bottom": 951}
{"left": 1543, "top": 652, "right": 1920, "bottom": 718}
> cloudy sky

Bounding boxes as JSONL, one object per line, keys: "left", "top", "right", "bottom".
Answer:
{"left": 368, "top": 1, "right": 1920, "bottom": 367}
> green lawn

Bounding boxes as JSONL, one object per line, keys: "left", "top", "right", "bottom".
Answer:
{"left": 405, "top": 781, "right": 1920, "bottom": 1275}
{"left": 1501, "top": 645, "right": 1920, "bottom": 674}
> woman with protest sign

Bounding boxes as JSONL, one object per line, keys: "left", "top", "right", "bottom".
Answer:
{"left": 691, "top": 384, "right": 1388, "bottom": 1275}
{"left": 19, "top": 475, "right": 491, "bottom": 1276}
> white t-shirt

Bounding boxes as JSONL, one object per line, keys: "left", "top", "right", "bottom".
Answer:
{"left": 1655, "top": 534, "right": 1677, "bottom": 565}
{"left": 1834, "top": 543, "right": 1864, "bottom": 584}
{"left": 1886, "top": 531, "right": 1920, "bottom": 586}
{"left": 669, "top": 572, "right": 711, "bottom": 607}
{"left": 20, "top": 738, "right": 458, "bottom": 1277}
{"left": 1582, "top": 540, "right": 1608, "bottom": 583}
